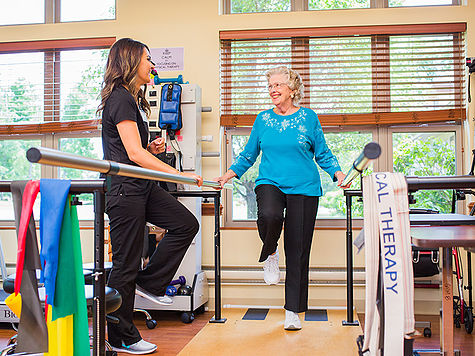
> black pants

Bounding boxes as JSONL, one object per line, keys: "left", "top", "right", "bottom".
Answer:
{"left": 106, "top": 183, "right": 199, "bottom": 347}
{"left": 255, "top": 184, "right": 319, "bottom": 313}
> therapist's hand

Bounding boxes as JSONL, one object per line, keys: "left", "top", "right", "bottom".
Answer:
{"left": 147, "top": 137, "right": 166, "bottom": 154}
{"left": 181, "top": 172, "right": 203, "bottom": 187}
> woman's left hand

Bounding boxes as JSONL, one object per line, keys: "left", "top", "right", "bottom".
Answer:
{"left": 147, "top": 137, "right": 166, "bottom": 154}
{"left": 335, "top": 171, "right": 351, "bottom": 189}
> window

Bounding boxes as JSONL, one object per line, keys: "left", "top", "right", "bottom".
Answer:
{"left": 0, "top": 0, "right": 115, "bottom": 25}
{"left": 389, "top": 0, "right": 455, "bottom": 7}
{"left": 223, "top": 0, "right": 460, "bottom": 13}
{"left": 57, "top": 135, "right": 103, "bottom": 219}
{"left": 222, "top": 39, "right": 292, "bottom": 114}
{"left": 309, "top": 0, "right": 370, "bottom": 10}
{"left": 221, "top": 26, "right": 466, "bottom": 117}
{"left": 224, "top": 124, "right": 461, "bottom": 226}
{"left": 229, "top": 0, "right": 290, "bottom": 13}
{"left": 58, "top": 136, "right": 103, "bottom": 179}
{"left": 0, "top": 52, "right": 45, "bottom": 123}
{"left": 220, "top": 24, "right": 465, "bottom": 227}
{"left": 0, "top": 1, "right": 45, "bottom": 26}
{"left": 0, "top": 138, "right": 42, "bottom": 220}
{"left": 61, "top": 0, "right": 115, "bottom": 22}
{"left": 308, "top": 36, "right": 373, "bottom": 113}
{"left": 316, "top": 130, "right": 373, "bottom": 218}
{"left": 60, "top": 49, "right": 108, "bottom": 121}
{"left": 0, "top": 139, "right": 41, "bottom": 181}
{"left": 0, "top": 38, "right": 114, "bottom": 220}
{"left": 225, "top": 129, "right": 376, "bottom": 221}
{"left": 389, "top": 34, "right": 464, "bottom": 111}
{"left": 227, "top": 128, "right": 261, "bottom": 221}
{"left": 392, "top": 129, "right": 458, "bottom": 213}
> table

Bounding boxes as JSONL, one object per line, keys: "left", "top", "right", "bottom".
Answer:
{"left": 411, "top": 224, "right": 475, "bottom": 356}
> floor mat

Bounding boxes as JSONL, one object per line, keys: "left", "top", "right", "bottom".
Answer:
{"left": 178, "top": 308, "right": 362, "bottom": 356}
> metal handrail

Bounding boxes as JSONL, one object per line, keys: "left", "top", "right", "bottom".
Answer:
{"left": 342, "top": 175, "right": 475, "bottom": 326}
{"left": 341, "top": 142, "right": 382, "bottom": 187}
{"left": 26, "top": 147, "right": 232, "bottom": 190}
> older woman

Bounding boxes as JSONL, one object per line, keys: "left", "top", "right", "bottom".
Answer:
{"left": 215, "top": 66, "right": 347, "bottom": 330}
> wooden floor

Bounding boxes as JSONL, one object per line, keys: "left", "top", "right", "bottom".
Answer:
{"left": 0, "top": 311, "right": 473, "bottom": 355}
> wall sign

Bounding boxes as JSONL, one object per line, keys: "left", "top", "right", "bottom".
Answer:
{"left": 150, "top": 47, "right": 184, "bottom": 71}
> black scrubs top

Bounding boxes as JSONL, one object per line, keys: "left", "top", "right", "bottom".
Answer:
{"left": 101, "top": 86, "right": 152, "bottom": 195}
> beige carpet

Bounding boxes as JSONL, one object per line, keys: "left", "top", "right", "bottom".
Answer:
{"left": 178, "top": 308, "right": 362, "bottom": 356}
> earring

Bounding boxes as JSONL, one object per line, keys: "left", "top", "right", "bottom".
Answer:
{"left": 290, "top": 93, "right": 295, "bottom": 99}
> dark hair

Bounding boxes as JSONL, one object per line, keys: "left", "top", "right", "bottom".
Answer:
{"left": 97, "top": 38, "right": 151, "bottom": 116}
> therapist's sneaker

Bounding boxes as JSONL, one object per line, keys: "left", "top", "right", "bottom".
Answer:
{"left": 284, "top": 310, "right": 302, "bottom": 330}
{"left": 111, "top": 339, "right": 157, "bottom": 354}
{"left": 136, "top": 285, "right": 173, "bottom": 305}
{"left": 263, "top": 251, "right": 280, "bottom": 285}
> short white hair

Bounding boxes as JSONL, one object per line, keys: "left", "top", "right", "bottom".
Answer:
{"left": 265, "top": 66, "right": 304, "bottom": 105}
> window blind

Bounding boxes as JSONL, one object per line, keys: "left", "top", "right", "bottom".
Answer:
{"left": 220, "top": 24, "right": 466, "bottom": 126}
{"left": 0, "top": 38, "right": 114, "bottom": 135}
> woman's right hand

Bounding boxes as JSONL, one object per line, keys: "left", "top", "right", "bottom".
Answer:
{"left": 180, "top": 172, "right": 203, "bottom": 187}
{"left": 212, "top": 170, "right": 237, "bottom": 189}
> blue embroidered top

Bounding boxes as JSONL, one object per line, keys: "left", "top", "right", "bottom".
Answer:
{"left": 229, "top": 107, "right": 341, "bottom": 196}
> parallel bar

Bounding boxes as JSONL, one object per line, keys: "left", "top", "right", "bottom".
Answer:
{"left": 210, "top": 191, "right": 226, "bottom": 323}
{"left": 26, "top": 147, "right": 232, "bottom": 190}
{"left": 341, "top": 142, "right": 381, "bottom": 187}
{"left": 340, "top": 142, "right": 380, "bottom": 325}
{"left": 406, "top": 176, "right": 475, "bottom": 191}
{"left": 341, "top": 176, "right": 475, "bottom": 195}
{"left": 342, "top": 192, "right": 359, "bottom": 326}
{"left": 169, "top": 190, "right": 225, "bottom": 323}
{"left": 0, "top": 180, "right": 105, "bottom": 193}
{"left": 93, "top": 191, "right": 106, "bottom": 356}
{"left": 343, "top": 176, "right": 475, "bottom": 331}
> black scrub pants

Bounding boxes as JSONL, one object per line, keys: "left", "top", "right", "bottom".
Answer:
{"left": 106, "top": 183, "right": 199, "bottom": 347}
{"left": 255, "top": 184, "right": 319, "bottom": 313}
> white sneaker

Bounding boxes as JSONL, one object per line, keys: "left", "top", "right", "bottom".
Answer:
{"left": 263, "top": 251, "right": 280, "bottom": 285}
{"left": 284, "top": 310, "right": 302, "bottom": 330}
{"left": 136, "top": 285, "right": 173, "bottom": 305}
{"left": 111, "top": 339, "right": 157, "bottom": 354}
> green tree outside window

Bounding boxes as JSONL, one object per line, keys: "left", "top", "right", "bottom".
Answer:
{"left": 393, "top": 132, "right": 456, "bottom": 213}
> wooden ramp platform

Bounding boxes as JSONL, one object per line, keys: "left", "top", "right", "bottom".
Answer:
{"left": 178, "top": 308, "right": 362, "bottom": 356}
